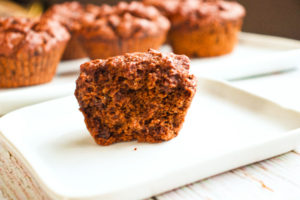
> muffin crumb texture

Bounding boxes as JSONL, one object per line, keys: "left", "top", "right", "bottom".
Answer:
{"left": 75, "top": 49, "right": 197, "bottom": 145}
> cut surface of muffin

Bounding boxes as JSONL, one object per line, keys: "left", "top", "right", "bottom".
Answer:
{"left": 75, "top": 49, "right": 197, "bottom": 145}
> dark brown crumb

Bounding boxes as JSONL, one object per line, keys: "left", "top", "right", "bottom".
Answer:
{"left": 75, "top": 49, "right": 197, "bottom": 146}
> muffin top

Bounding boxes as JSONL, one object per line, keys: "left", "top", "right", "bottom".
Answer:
{"left": 0, "top": 17, "right": 70, "bottom": 57}
{"left": 77, "top": 49, "right": 196, "bottom": 92}
{"left": 42, "top": 1, "right": 88, "bottom": 33}
{"left": 143, "top": 0, "right": 183, "bottom": 17}
{"left": 80, "top": 1, "right": 170, "bottom": 40}
{"left": 170, "top": 0, "right": 245, "bottom": 28}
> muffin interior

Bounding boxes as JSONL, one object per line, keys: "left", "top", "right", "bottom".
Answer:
{"left": 75, "top": 49, "right": 197, "bottom": 145}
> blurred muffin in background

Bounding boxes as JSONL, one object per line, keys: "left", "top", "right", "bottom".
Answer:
{"left": 144, "top": 0, "right": 246, "bottom": 57}
{"left": 143, "top": 0, "right": 183, "bottom": 43}
{"left": 42, "top": 1, "right": 89, "bottom": 60}
{"left": 0, "top": 17, "right": 70, "bottom": 88}
{"left": 169, "top": 0, "right": 246, "bottom": 57}
{"left": 143, "top": 0, "right": 182, "bottom": 18}
{"left": 78, "top": 1, "right": 170, "bottom": 59}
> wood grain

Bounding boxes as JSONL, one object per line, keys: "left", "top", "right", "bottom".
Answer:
{"left": 1, "top": 152, "right": 300, "bottom": 200}
{"left": 153, "top": 152, "right": 300, "bottom": 200}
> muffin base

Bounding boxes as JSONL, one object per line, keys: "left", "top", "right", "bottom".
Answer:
{"left": 170, "top": 19, "right": 243, "bottom": 57}
{"left": 62, "top": 35, "right": 87, "bottom": 60}
{"left": 80, "top": 34, "right": 167, "bottom": 60}
{"left": 0, "top": 43, "right": 66, "bottom": 88}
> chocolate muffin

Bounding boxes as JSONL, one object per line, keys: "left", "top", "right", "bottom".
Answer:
{"left": 143, "top": 0, "right": 182, "bottom": 18}
{"left": 75, "top": 49, "right": 197, "bottom": 146}
{"left": 43, "top": 1, "right": 88, "bottom": 60}
{"left": 168, "top": 0, "right": 246, "bottom": 57}
{"left": 0, "top": 17, "right": 70, "bottom": 88}
{"left": 78, "top": 1, "right": 170, "bottom": 59}
{"left": 143, "top": 0, "right": 184, "bottom": 43}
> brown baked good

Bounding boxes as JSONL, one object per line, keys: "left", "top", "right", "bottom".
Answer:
{"left": 142, "top": 0, "right": 184, "bottom": 43}
{"left": 75, "top": 49, "right": 197, "bottom": 146}
{"left": 78, "top": 1, "right": 170, "bottom": 59}
{"left": 42, "top": 1, "right": 88, "bottom": 60}
{"left": 0, "top": 17, "right": 70, "bottom": 88}
{"left": 168, "top": 0, "right": 245, "bottom": 57}
{"left": 143, "top": 0, "right": 183, "bottom": 18}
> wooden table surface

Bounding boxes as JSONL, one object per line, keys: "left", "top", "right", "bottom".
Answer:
{"left": 150, "top": 68, "right": 300, "bottom": 200}
{"left": 154, "top": 152, "right": 300, "bottom": 200}
{"left": 1, "top": 68, "right": 300, "bottom": 200}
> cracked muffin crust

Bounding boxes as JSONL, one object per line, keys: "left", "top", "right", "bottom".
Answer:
{"left": 78, "top": 1, "right": 170, "bottom": 59}
{"left": 143, "top": 0, "right": 185, "bottom": 18}
{"left": 75, "top": 49, "right": 197, "bottom": 145}
{"left": 42, "top": 1, "right": 88, "bottom": 60}
{"left": 142, "top": 0, "right": 194, "bottom": 43}
{"left": 0, "top": 17, "right": 70, "bottom": 88}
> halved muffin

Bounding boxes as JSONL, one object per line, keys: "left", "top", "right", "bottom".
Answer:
{"left": 75, "top": 49, "right": 197, "bottom": 145}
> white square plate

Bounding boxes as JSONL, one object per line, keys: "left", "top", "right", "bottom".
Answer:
{"left": 1, "top": 78, "right": 300, "bottom": 200}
